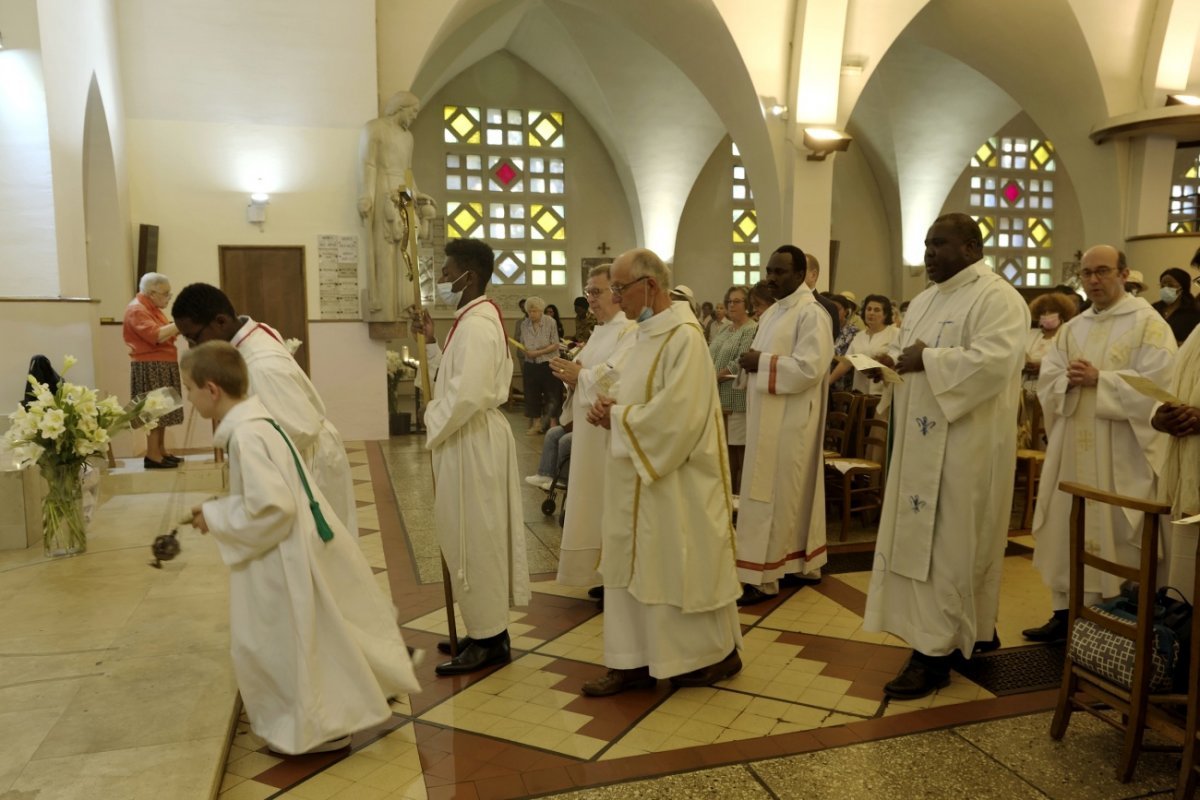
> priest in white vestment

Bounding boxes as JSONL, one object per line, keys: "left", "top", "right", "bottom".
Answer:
{"left": 184, "top": 342, "right": 419, "bottom": 757}
{"left": 170, "top": 284, "right": 358, "bottom": 536}
{"left": 1155, "top": 327, "right": 1200, "bottom": 598}
{"left": 548, "top": 263, "right": 637, "bottom": 587}
{"left": 863, "top": 213, "right": 1029, "bottom": 699}
{"left": 581, "top": 248, "right": 743, "bottom": 697}
{"left": 417, "top": 238, "right": 530, "bottom": 676}
{"left": 734, "top": 244, "right": 833, "bottom": 605}
{"left": 1024, "top": 246, "right": 1176, "bottom": 641}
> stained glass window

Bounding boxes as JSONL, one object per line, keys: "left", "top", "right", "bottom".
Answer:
{"left": 1169, "top": 153, "right": 1200, "bottom": 233}
{"left": 968, "top": 136, "right": 1056, "bottom": 287}
{"left": 731, "top": 143, "right": 761, "bottom": 286}
{"left": 443, "top": 106, "right": 567, "bottom": 285}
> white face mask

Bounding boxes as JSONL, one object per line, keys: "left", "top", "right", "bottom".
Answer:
{"left": 436, "top": 272, "right": 469, "bottom": 307}
{"left": 1160, "top": 286, "right": 1179, "bottom": 305}
{"left": 1039, "top": 313, "right": 1060, "bottom": 331}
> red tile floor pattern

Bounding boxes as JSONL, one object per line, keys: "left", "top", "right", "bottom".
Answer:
{"left": 221, "top": 440, "right": 1056, "bottom": 799}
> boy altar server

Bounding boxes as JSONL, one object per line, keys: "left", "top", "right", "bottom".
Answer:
{"left": 184, "top": 341, "right": 419, "bottom": 755}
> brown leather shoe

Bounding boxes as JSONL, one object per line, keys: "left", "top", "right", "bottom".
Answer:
{"left": 581, "top": 667, "right": 656, "bottom": 697}
{"left": 670, "top": 650, "right": 743, "bottom": 688}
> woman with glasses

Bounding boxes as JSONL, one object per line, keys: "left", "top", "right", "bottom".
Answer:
{"left": 122, "top": 273, "right": 183, "bottom": 468}
{"left": 1151, "top": 267, "right": 1200, "bottom": 345}
{"left": 709, "top": 286, "right": 757, "bottom": 492}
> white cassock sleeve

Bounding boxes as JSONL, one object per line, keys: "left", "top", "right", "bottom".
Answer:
{"left": 753, "top": 306, "right": 832, "bottom": 396}
{"left": 610, "top": 331, "right": 713, "bottom": 485}
{"left": 1094, "top": 329, "right": 1175, "bottom": 451}
{"left": 921, "top": 291, "right": 1028, "bottom": 423}
{"left": 424, "top": 342, "right": 443, "bottom": 375}
{"left": 424, "top": 322, "right": 500, "bottom": 450}
{"left": 250, "top": 365, "right": 324, "bottom": 451}
{"left": 203, "top": 435, "right": 298, "bottom": 567}
{"left": 575, "top": 331, "right": 636, "bottom": 408}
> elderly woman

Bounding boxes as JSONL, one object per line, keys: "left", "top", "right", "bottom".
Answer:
{"left": 828, "top": 294, "right": 900, "bottom": 413}
{"left": 749, "top": 281, "right": 775, "bottom": 320}
{"left": 709, "top": 286, "right": 758, "bottom": 492}
{"left": 1018, "top": 291, "right": 1076, "bottom": 448}
{"left": 518, "top": 296, "right": 561, "bottom": 434}
{"left": 122, "top": 273, "right": 183, "bottom": 468}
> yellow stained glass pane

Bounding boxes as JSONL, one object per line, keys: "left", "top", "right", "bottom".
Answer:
{"left": 974, "top": 142, "right": 996, "bottom": 167}
{"left": 450, "top": 113, "right": 475, "bottom": 140}
{"left": 737, "top": 214, "right": 757, "bottom": 239}
{"left": 553, "top": 228, "right": 566, "bottom": 240}
{"left": 444, "top": 105, "right": 456, "bottom": 120}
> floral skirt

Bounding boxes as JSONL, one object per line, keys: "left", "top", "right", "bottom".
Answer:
{"left": 130, "top": 360, "right": 183, "bottom": 427}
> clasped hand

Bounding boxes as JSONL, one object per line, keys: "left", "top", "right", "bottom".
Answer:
{"left": 587, "top": 396, "right": 615, "bottom": 429}
{"left": 1066, "top": 359, "right": 1099, "bottom": 388}
{"left": 1153, "top": 403, "right": 1200, "bottom": 437}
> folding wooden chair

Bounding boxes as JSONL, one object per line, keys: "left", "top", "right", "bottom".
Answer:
{"left": 1014, "top": 396, "right": 1045, "bottom": 529}
{"left": 1050, "top": 481, "right": 1185, "bottom": 783}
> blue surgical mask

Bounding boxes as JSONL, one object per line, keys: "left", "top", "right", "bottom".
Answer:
{"left": 1160, "top": 286, "right": 1179, "bottom": 305}
{"left": 637, "top": 307, "right": 653, "bottom": 322}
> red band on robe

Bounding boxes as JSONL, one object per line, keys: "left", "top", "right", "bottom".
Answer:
{"left": 768, "top": 355, "right": 779, "bottom": 394}
{"left": 736, "top": 544, "right": 827, "bottom": 571}
{"left": 233, "top": 322, "right": 283, "bottom": 348}
{"left": 444, "top": 298, "right": 508, "bottom": 351}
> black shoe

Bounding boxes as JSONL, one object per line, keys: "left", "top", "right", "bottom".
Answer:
{"left": 434, "top": 635, "right": 510, "bottom": 677}
{"left": 884, "top": 653, "right": 951, "bottom": 700}
{"left": 436, "top": 636, "right": 474, "bottom": 655}
{"left": 736, "top": 584, "right": 777, "bottom": 606}
{"left": 162, "top": 454, "right": 184, "bottom": 464}
{"left": 143, "top": 457, "right": 179, "bottom": 470}
{"left": 1022, "top": 611, "right": 1068, "bottom": 643}
{"left": 780, "top": 572, "right": 822, "bottom": 588}
{"left": 587, "top": 586, "right": 603, "bottom": 599}
{"left": 581, "top": 667, "right": 656, "bottom": 697}
{"left": 973, "top": 631, "right": 1001, "bottom": 655}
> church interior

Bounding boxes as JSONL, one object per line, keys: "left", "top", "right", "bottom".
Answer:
{"left": 4, "top": 0, "right": 1200, "bottom": 797}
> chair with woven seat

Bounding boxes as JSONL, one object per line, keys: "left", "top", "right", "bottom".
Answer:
{"left": 1015, "top": 397, "right": 1046, "bottom": 530}
{"left": 1050, "top": 481, "right": 1192, "bottom": 784}
{"left": 825, "top": 417, "right": 888, "bottom": 540}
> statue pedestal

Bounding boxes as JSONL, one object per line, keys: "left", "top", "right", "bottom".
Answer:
{"left": 0, "top": 467, "right": 43, "bottom": 550}
{"left": 368, "top": 321, "right": 409, "bottom": 341}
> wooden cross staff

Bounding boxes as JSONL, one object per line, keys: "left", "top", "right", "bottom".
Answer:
{"left": 398, "top": 170, "right": 460, "bottom": 658}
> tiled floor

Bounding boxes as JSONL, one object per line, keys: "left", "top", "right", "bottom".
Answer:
{"left": 213, "top": 417, "right": 1183, "bottom": 800}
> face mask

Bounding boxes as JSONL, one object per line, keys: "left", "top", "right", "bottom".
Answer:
{"left": 1160, "top": 286, "right": 1179, "bottom": 305}
{"left": 436, "top": 272, "right": 469, "bottom": 306}
{"left": 1039, "top": 313, "right": 1060, "bottom": 331}
{"left": 637, "top": 281, "right": 653, "bottom": 322}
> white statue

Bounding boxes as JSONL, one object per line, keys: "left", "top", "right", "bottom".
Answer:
{"left": 358, "top": 90, "right": 438, "bottom": 321}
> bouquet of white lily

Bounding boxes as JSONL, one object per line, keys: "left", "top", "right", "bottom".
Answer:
{"left": 4, "top": 356, "right": 183, "bottom": 556}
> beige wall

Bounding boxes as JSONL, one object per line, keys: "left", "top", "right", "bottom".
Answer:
{"left": 831, "top": 143, "right": 898, "bottom": 300}
{"left": 674, "top": 138, "right": 736, "bottom": 309}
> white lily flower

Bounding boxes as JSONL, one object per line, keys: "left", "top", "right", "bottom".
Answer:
{"left": 39, "top": 408, "right": 66, "bottom": 440}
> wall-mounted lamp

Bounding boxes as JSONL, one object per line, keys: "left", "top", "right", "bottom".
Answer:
{"left": 768, "top": 103, "right": 788, "bottom": 118}
{"left": 802, "top": 127, "right": 853, "bottom": 161}
{"left": 246, "top": 185, "right": 269, "bottom": 226}
{"left": 760, "top": 96, "right": 788, "bottom": 120}
{"left": 1167, "top": 94, "right": 1200, "bottom": 106}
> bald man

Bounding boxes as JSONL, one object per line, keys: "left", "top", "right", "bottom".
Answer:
{"left": 1024, "top": 245, "right": 1176, "bottom": 642}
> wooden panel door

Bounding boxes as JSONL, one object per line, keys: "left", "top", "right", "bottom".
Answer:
{"left": 218, "top": 246, "right": 309, "bottom": 374}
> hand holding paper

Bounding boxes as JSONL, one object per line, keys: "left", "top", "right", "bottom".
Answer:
{"left": 838, "top": 353, "right": 903, "bottom": 384}
{"left": 1120, "top": 373, "right": 1181, "bottom": 405}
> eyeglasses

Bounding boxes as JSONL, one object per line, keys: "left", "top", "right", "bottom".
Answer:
{"left": 727, "top": 298, "right": 746, "bottom": 306}
{"left": 1079, "top": 266, "right": 1116, "bottom": 280}
{"left": 609, "top": 276, "right": 648, "bottom": 296}
{"left": 583, "top": 288, "right": 605, "bottom": 297}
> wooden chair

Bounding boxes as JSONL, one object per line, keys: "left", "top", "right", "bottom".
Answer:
{"left": 826, "top": 417, "right": 888, "bottom": 540}
{"left": 1050, "top": 481, "right": 1186, "bottom": 784}
{"left": 1015, "top": 398, "right": 1046, "bottom": 529}
{"left": 825, "top": 392, "right": 860, "bottom": 458}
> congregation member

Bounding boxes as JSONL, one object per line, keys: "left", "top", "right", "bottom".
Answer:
{"left": 749, "top": 281, "right": 775, "bottom": 320}
{"left": 572, "top": 295, "right": 596, "bottom": 343}
{"left": 517, "top": 296, "right": 562, "bottom": 435}
{"left": 705, "top": 301, "right": 731, "bottom": 341}
{"left": 581, "top": 248, "right": 742, "bottom": 696}
{"left": 547, "top": 263, "right": 637, "bottom": 588}
{"left": 172, "top": 285, "right": 358, "bottom": 535}
{"left": 709, "top": 285, "right": 758, "bottom": 493}
{"left": 828, "top": 294, "right": 900, "bottom": 414}
{"left": 123, "top": 272, "right": 183, "bottom": 469}
{"left": 183, "top": 341, "right": 419, "bottom": 756}
{"left": 1152, "top": 267, "right": 1200, "bottom": 345}
{"left": 414, "top": 238, "right": 530, "bottom": 675}
{"left": 1124, "top": 269, "right": 1147, "bottom": 297}
{"left": 804, "top": 253, "right": 841, "bottom": 340}
{"left": 1023, "top": 246, "right": 1176, "bottom": 642}
{"left": 841, "top": 291, "right": 866, "bottom": 331}
{"left": 1019, "top": 292, "right": 1076, "bottom": 448}
{"left": 735, "top": 245, "right": 833, "bottom": 605}
{"left": 863, "top": 213, "right": 1028, "bottom": 699}
{"left": 698, "top": 300, "right": 715, "bottom": 336}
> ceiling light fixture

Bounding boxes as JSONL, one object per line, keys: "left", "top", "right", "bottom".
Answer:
{"left": 802, "top": 127, "right": 852, "bottom": 161}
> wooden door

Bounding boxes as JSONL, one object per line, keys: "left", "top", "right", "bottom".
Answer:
{"left": 219, "top": 246, "right": 309, "bottom": 374}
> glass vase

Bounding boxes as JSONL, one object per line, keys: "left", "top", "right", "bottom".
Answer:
{"left": 41, "top": 461, "right": 87, "bottom": 557}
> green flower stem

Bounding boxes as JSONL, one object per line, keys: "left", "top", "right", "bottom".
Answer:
{"left": 41, "top": 461, "right": 86, "bottom": 557}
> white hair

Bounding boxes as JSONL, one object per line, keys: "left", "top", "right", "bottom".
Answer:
{"left": 139, "top": 272, "right": 169, "bottom": 293}
{"left": 524, "top": 296, "right": 546, "bottom": 312}
{"left": 628, "top": 248, "right": 671, "bottom": 290}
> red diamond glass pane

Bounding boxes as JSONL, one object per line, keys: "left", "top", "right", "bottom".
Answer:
{"left": 495, "top": 162, "right": 517, "bottom": 186}
{"left": 1002, "top": 181, "right": 1022, "bottom": 204}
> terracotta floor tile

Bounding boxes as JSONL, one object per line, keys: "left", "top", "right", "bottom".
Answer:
{"left": 521, "top": 766, "right": 575, "bottom": 795}
{"left": 427, "top": 783, "right": 480, "bottom": 800}
{"left": 473, "top": 772, "right": 529, "bottom": 800}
